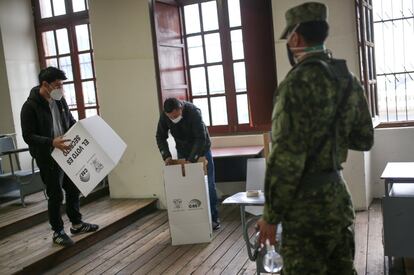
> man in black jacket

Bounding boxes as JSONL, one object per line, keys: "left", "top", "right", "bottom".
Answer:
{"left": 21, "top": 67, "right": 98, "bottom": 246}
{"left": 156, "top": 98, "right": 220, "bottom": 230}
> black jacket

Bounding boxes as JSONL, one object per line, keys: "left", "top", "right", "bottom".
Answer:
{"left": 156, "top": 101, "right": 211, "bottom": 163}
{"left": 20, "top": 86, "right": 76, "bottom": 166}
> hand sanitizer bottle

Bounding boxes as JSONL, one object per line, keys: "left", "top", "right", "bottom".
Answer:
{"left": 263, "top": 239, "right": 283, "bottom": 273}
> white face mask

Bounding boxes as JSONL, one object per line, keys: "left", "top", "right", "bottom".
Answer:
{"left": 170, "top": 115, "right": 183, "bottom": 124}
{"left": 50, "top": 88, "right": 63, "bottom": 100}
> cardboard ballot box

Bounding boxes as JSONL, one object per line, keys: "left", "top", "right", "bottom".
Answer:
{"left": 164, "top": 162, "right": 212, "bottom": 245}
{"left": 52, "top": 115, "right": 126, "bottom": 197}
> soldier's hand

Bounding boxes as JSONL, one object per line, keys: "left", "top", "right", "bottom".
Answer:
{"left": 52, "top": 136, "right": 71, "bottom": 152}
{"left": 257, "top": 218, "right": 277, "bottom": 246}
{"left": 164, "top": 157, "right": 173, "bottom": 166}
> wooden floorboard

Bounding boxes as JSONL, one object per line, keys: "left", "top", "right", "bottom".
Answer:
{"left": 355, "top": 210, "right": 369, "bottom": 275}
{"left": 205, "top": 224, "right": 255, "bottom": 275}
{"left": 129, "top": 207, "right": 241, "bottom": 274}
{"left": 85, "top": 222, "right": 170, "bottom": 274}
{"left": 0, "top": 192, "right": 47, "bottom": 226}
{"left": 0, "top": 186, "right": 109, "bottom": 240}
{"left": 192, "top": 222, "right": 244, "bottom": 275}
{"left": 367, "top": 200, "right": 385, "bottom": 275}
{"left": 52, "top": 211, "right": 167, "bottom": 275}
{"left": 0, "top": 197, "right": 156, "bottom": 274}
{"left": 42, "top": 200, "right": 387, "bottom": 275}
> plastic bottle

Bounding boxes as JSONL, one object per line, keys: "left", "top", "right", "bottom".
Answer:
{"left": 263, "top": 239, "right": 283, "bottom": 273}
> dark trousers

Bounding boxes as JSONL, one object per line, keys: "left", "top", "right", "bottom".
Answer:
{"left": 282, "top": 225, "right": 356, "bottom": 275}
{"left": 38, "top": 160, "right": 82, "bottom": 232}
{"left": 178, "top": 149, "right": 219, "bottom": 222}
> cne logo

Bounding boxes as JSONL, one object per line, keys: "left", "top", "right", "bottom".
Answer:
{"left": 79, "top": 168, "right": 90, "bottom": 182}
{"left": 92, "top": 158, "right": 104, "bottom": 173}
{"left": 188, "top": 199, "right": 201, "bottom": 209}
{"left": 173, "top": 199, "right": 183, "bottom": 209}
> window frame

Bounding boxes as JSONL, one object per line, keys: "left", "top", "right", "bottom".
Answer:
{"left": 356, "top": 0, "right": 414, "bottom": 127}
{"left": 31, "top": 0, "right": 99, "bottom": 120}
{"left": 184, "top": 0, "right": 276, "bottom": 135}
{"left": 182, "top": 0, "right": 246, "bottom": 131}
{"left": 151, "top": 0, "right": 277, "bottom": 135}
{"left": 356, "top": 0, "right": 378, "bottom": 116}
{"left": 149, "top": 0, "right": 277, "bottom": 135}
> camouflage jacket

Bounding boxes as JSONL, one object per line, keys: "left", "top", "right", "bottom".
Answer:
{"left": 263, "top": 52, "right": 374, "bottom": 225}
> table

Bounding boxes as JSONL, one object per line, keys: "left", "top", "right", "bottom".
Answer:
{"left": 381, "top": 162, "right": 414, "bottom": 269}
{"left": 211, "top": 146, "right": 264, "bottom": 158}
{"left": 222, "top": 191, "right": 265, "bottom": 236}
{"left": 212, "top": 146, "right": 264, "bottom": 182}
{"left": 222, "top": 191, "right": 265, "bottom": 227}
{"left": 223, "top": 192, "right": 266, "bottom": 273}
{"left": 381, "top": 162, "right": 414, "bottom": 197}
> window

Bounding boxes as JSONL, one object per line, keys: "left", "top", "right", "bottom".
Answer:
{"left": 357, "top": 0, "right": 414, "bottom": 126}
{"left": 32, "top": 0, "right": 98, "bottom": 120}
{"left": 183, "top": 0, "right": 248, "bottom": 127}
{"left": 372, "top": 0, "right": 414, "bottom": 123}
{"left": 150, "top": 0, "right": 277, "bottom": 134}
{"left": 356, "top": 0, "right": 378, "bottom": 118}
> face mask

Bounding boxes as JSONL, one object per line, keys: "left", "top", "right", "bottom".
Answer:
{"left": 170, "top": 115, "right": 183, "bottom": 124}
{"left": 50, "top": 88, "right": 63, "bottom": 100}
{"left": 285, "top": 24, "right": 300, "bottom": 67}
{"left": 286, "top": 44, "right": 296, "bottom": 66}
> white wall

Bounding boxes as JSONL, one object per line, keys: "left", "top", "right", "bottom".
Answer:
{"left": 211, "top": 134, "right": 264, "bottom": 148}
{"left": 369, "top": 127, "right": 414, "bottom": 198}
{"left": 0, "top": 0, "right": 39, "bottom": 169}
{"left": 88, "top": 0, "right": 166, "bottom": 207}
{"left": 272, "top": 0, "right": 370, "bottom": 210}
{"left": 0, "top": 26, "right": 14, "bottom": 134}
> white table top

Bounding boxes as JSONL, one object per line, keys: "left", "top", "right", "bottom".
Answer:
{"left": 381, "top": 162, "right": 414, "bottom": 179}
{"left": 222, "top": 192, "right": 265, "bottom": 206}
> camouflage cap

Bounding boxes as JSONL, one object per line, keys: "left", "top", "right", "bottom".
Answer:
{"left": 280, "top": 2, "right": 328, "bottom": 39}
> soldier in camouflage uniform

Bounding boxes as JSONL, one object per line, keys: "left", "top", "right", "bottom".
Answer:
{"left": 257, "top": 2, "right": 374, "bottom": 274}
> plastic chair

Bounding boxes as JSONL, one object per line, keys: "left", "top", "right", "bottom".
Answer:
{"left": 0, "top": 134, "right": 46, "bottom": 206}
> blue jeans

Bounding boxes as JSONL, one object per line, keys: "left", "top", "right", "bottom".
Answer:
{"left": 205, "top": 149, "right": 219, "bottom": 222}
{"left": 179, "top": 149, "right": 219, "bottom": 222}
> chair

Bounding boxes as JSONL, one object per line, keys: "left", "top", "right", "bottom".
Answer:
{"left": 0, "top": 134, "right": 46, "bottom": 206}
{"left": 245, "top": 158, "right": 266, "bottom": 216}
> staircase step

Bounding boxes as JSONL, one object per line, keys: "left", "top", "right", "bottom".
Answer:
{"left": 0, "top": 186, "right": 109, "bottom": 239}
{"left": 0, "top": 196, "right": 157, "bottom": 274}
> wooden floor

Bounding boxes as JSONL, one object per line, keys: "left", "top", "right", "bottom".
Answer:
{"left": 0, "top": 187, "right": 109, "bottom": 239}
{"left": 44, "top": 200, "right": 394, "bottom": 275}
{"left": 0, "top": 191, "right": 47, "bottom": 228}
{"left": 0, "top": 196, "right": 156, "bottom": 274}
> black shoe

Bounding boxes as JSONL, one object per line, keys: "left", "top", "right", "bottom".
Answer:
{"left": 70, "top": 222, "right": 99, "bottom": 234}
{"left": 212, "top": 221, "right": 221, "bottom": 230}
{"left": 53, "top": 230, "right": 74, "bottom": 247}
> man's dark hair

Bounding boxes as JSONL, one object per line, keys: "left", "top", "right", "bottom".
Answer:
{"left": 296, "top": 21, "right": 329, "bottom": 45}
{"left": 164, "top": 98, "right": 183, "bottom": 113}
{"left": 38, "top": 67, "right": 67, "bottom": 84}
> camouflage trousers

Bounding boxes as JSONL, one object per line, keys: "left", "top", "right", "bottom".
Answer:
{"left": 281, "top": 224, "right": 357, "bottom": 275}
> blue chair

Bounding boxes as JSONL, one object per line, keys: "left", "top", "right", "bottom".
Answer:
{"left": 0, "top": 134, "right": 46, "bottom": 206}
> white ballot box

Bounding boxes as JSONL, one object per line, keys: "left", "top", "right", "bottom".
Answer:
{"left": 52, "top": 115, "right": 126, "bottom": 197}
{"left": 164, "top": 162, "right": 212, "bottom": 245}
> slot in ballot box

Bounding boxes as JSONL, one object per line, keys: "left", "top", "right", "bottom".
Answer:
{"left": 164, "top": 162, "right": 212, "bottom": 245}
{"left": 52, "top": 115, "right": 126, "bottom": 197}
